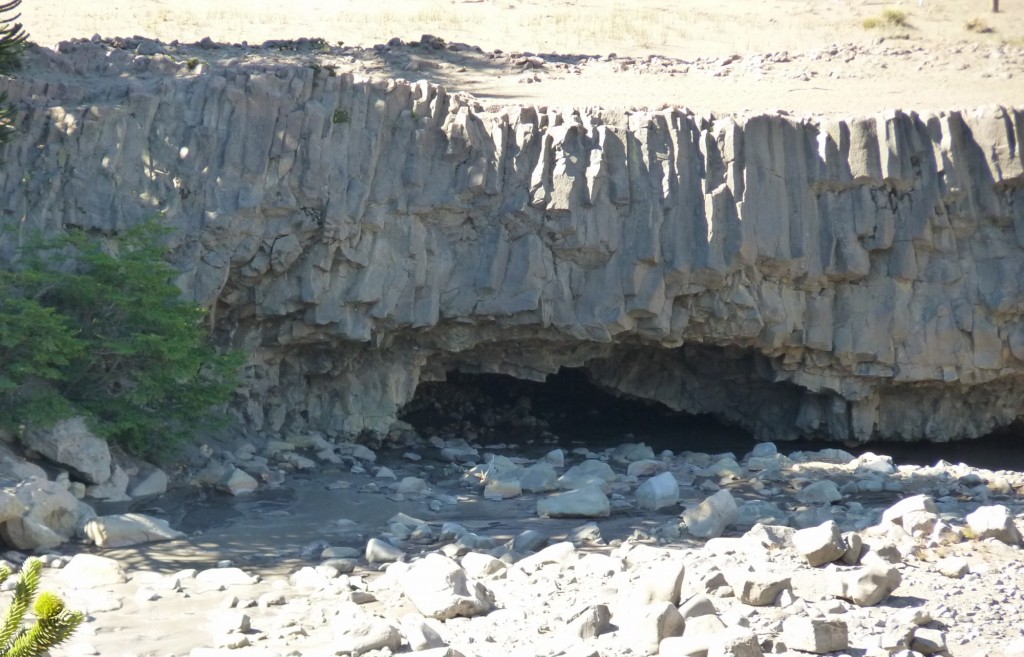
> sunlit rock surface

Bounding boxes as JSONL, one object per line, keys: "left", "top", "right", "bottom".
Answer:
{"left": 1, "top": 42, "right": 1022, "bottom": 442}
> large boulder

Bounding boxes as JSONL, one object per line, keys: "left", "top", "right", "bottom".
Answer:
{"left": 400, "top": 553, "right": 493, "bottom": 620}
{"left": 782, "top": 617, "right": 849, "bottom": 654}
{"left": 618, "top": 602, "right": 685, "bottom": 654}
{"left": 365, "top": 537, "right": 405, "bottom": 564}
{"left": 735, "top": 500, "right": 789, "bottom": 528}
{"left": 635, "top": 471, "right": 680, "bottom": 511}
{"left": 726, "top": 569, "right": 792, "bottom": 606}
{"left": 0, "top": 444, "right": 47, "bottom": 481}
{"left": 518, "top": 462, "right": 559, "bottom": 493}
{"left": 880, "top": 494, "right": 937, "bottom": 526}
{"left": 682, "top": 490, "right": 738, "bottom": 539}
{"left": 635, "top": 559, "right": 686, "bottom": 606}
{"left": 537, "top": 485, "right": 610, "bottom": 518}
{"left": 83, "top": 513, "right": 186, "bottom": 548}
{"left": 60, "top": 553, "right": 128, "bottom": 588}
{"left": 217, "top": 467, "right": 259, "bottom": 496}
{"left": 796, "top": 480, "right": 843, "bottom": 504}
{"left": 712, "top": 627, "right": 765, "bottom": 657}
{"left": 128, "top": 465, "right": 169, "bottom": 498}
{"left": 195, "top": 567, "right": 260, "bottom": 590}
{"left": 829, "top": 564, "right": 902, "bottom": 606}
{"left": 333, "top": 609, "right": 402, "bottom": 655}
{"left": 0, "top": 489, "right": 28, "bottom": 525}
{"left": 792, "top": 520, "right": 847, "bottom": 567}
{"left": 0, "top": 478, "right": 86, "bottom": 550}
{"left": 558, "top": 460, "right": 616, "bottom": 492}
{"left": 85, "top": 465, "right": 131, "bottom": 502}
{"left": 21, "top": 417, "right": 111, "bottom": 484}
{"left": 965, "top": 504, "right": 1022, "bottom": 545}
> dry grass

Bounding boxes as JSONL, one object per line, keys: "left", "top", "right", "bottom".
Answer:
{"left": 883, "top": 8, "right": 910, "bottom": 27}
{"left": 965, "top": 16, "right": 995, "bottom": 33}
{"left": 413, "top": 5, "right": 465, "bottom": 30}
{"left": 17, "top": 0, "right": 1024, "bottom": 62}
{"left": 863, "top": 8, "right": 912, "bottom": 30}
{"left": 6, "top": 0, "right": 848, "bottom": 58}
{"left": 517, "top": 7, "right": 674, "bottom": 52}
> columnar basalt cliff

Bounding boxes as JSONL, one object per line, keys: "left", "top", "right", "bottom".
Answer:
{"left": 2, "top": 43, "right": 1023, "bottom": 443}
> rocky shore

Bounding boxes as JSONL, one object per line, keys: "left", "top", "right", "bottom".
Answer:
{"left": 1, "top": 415, "right": 1023, "bottom": 657}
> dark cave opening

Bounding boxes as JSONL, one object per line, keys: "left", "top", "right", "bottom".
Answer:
{"left": 398, "top": 369, "right": 1024, "bottom": 471}
{"left": 399, "top": 368, "right": 761, "bottom": 457}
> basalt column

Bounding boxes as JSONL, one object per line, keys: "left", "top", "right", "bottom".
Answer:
{"left": 1, "top": 44, "right": 1022, "bottom": 442}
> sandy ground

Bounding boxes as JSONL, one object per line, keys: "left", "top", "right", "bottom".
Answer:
{"left": 16, "top": 0, "right": 1024, "bottom": 115}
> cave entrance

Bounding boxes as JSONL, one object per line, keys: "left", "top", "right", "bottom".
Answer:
{"left": 398, "top": 368, "right": 759, "bottom": 457}
{"left": 397, "top": 368, "right": 1024, "bottom": 470}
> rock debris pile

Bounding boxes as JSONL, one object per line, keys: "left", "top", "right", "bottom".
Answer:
{"left": 6, "top": 427, "right": 1022, "bottom": 657}
{"left": 0, "top": 417, "right": 181, "bottom": 552}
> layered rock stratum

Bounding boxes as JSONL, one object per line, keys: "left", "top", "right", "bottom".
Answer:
{"left": 1, "top": 41, "right": 1023, "bottom": 443}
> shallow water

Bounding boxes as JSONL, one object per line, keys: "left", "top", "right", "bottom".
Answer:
{"left": 97, "top": 368, "right": 1024, "bottom": 568}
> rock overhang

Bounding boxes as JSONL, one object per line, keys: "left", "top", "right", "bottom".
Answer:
{"left": 1, "top": 41, "right": 1023, "bottom": 443}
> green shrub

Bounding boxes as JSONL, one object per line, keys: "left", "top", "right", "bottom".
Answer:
{"left": 332, "top": 108, "right": 350, "bottom": 124}
{"left": 0, "top": 219, "right": 242, "bottom": 458}
{"left": 0, "top": 558, "right": 83, "bottom": 657}
{"left": 0, "top": 0, "right": 27, "bottom": 74}
{"left": 0, "top": 101, "right": 15, "bottom": 143}
{"left": 185, "top": 57, "right": 201, "bottom": 71}
{"left": 882, "top": 8, "right": 909, "bottom": 26}
{"left": 0, "top": 0, "right": 29, "bottom": 145}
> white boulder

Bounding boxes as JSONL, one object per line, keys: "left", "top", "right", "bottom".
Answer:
{"left": 618, "top": 601, "right": 684, "bottom": 654}
{"left": 635, "top": 559, "right": 686, "bottom": 605}
{"left": 217, "top": 467, "right": 258, "bottom": 496}
{"left": 558, "top": 460, "right": 616, "bottom": 491}
{"left": 829, "top": 563, "right": 901, "bottom": 606}
{"left": 195, "top": 567, "right": 259, "bottom": 589}
{"left": 682, "top": 489, "right": 738, "bottom": 539}
{"left": 21, "top": 417, "right": 111, "bottom": 484}
{"left": 400, "top": 553, "right": 493, "bottom": 620}
{"left": 366, "top": 537, "right": 405, "bottom": 563}
{"left": 782, "top": 616, "right": 849, "bottom": 654}
{"left": 334, "top": 613, "right": 402, "bottom": 655}
{"left": 84, "top": 513, "right": 186, "bottom": 548}
{"left": 635, "top": 471, "right": 679, "bottom": 510}
{"left": 966, "top": 504, "right": 1022, "bottom": 545}
{"left": 0, "top": 479, "right": 84, "bottom": 550}
{"left": 60, "top": 553, "right": 128, "bottom": 588}
{"left": 537, "top": 485, "right": 610, "bottom": 518}
{"left": 128, "top": 465, "right": 169, "bottom": 498}
{"left": 796, "top": 480, "right": 843, "bottom": 504}
{"left": 519, "top": 462, "right": 559, "bottom": 493}
{"left": 792, "top": 520, "right": 847, "bottom": 567}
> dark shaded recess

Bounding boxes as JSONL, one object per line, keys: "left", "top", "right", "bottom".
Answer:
{"left": 860, "top": 422, "right": 1024, "bottom": 471}
{"left": 400, "top": 368, "right": 761, "bottom": 455}
{"left": 401, "top": 369, "right": 1024, "bottom": 471}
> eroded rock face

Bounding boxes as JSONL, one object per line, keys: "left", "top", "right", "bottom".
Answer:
{"left": 1, "top": 43, "right": 1023, "bottom": 442}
